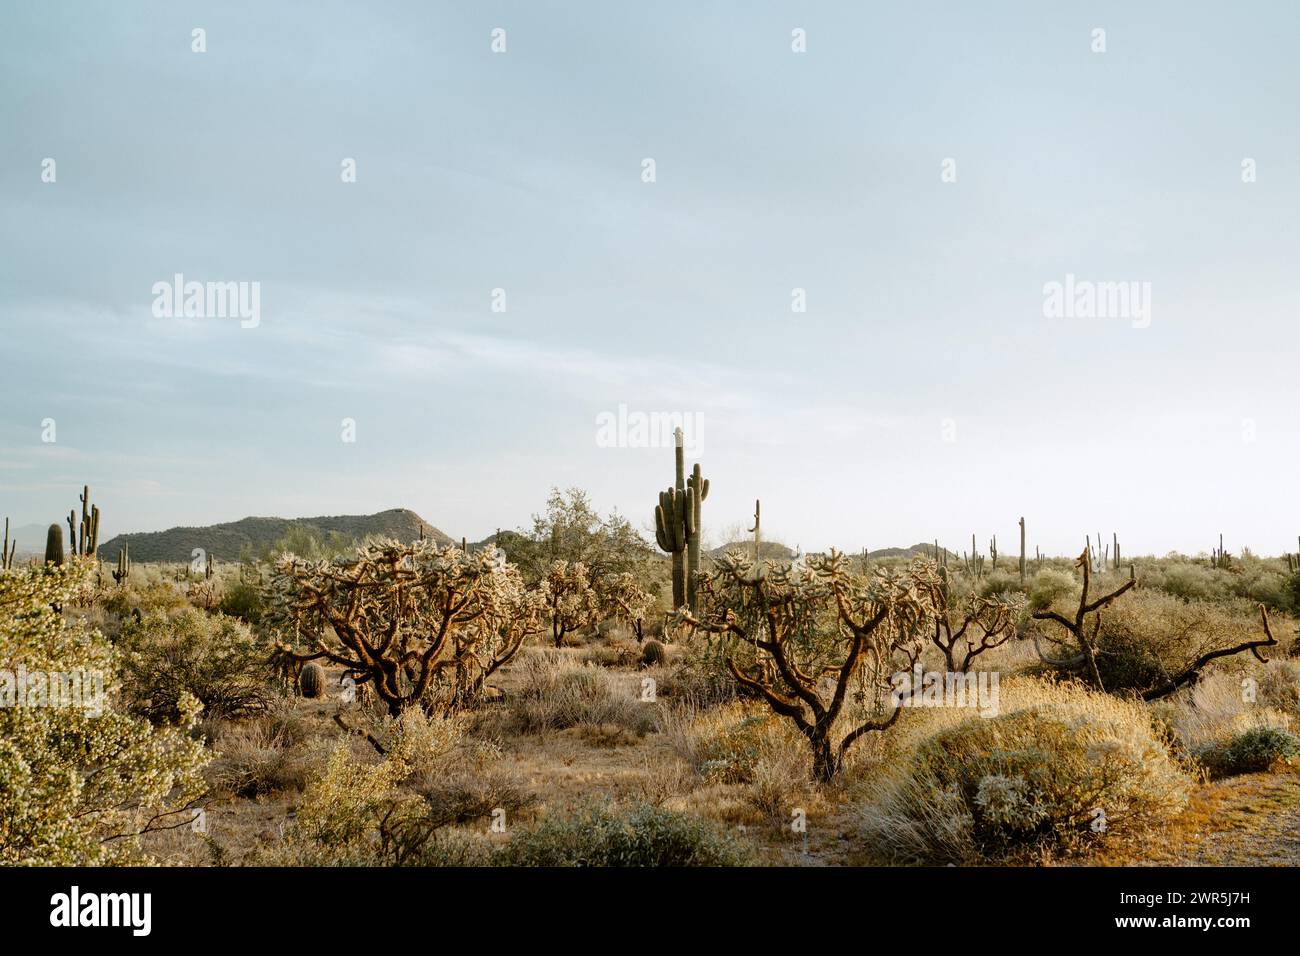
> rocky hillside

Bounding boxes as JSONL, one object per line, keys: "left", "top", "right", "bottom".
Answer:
{"left": 94, "top": 508, "right": 453, "bottom": 562}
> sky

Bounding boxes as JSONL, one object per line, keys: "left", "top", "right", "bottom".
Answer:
{"left": 1, "top": 1, "right": 1298, "bottom": 557}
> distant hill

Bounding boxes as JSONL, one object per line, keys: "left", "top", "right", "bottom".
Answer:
{"left": 709, "top": 541, "right": 957, "bottom": 563}
{"left": 94, "top": 509, "right": 453, "bottom": 563}
{"left": 711, "top": 541, "right": 797, "bottom": 561}
{"left": 866, "top": 543, "right": 957, "bottom": 560}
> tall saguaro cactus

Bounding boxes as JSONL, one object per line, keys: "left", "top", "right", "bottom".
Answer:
{"left": 113, "top": 544, "right": 131, "bottom": 584}
{"left": 66, "top": 485, "right": 100, "bottom": 558}
{"left": 653, "top": 428, "right": 710, "bottom": 612}
{"left": 685, "top": 461, "right": 709, "bottom": 611}
{"left": 2, "top": 517, "right": 15, "bottom": 570}
{"left": 1019, "top": 516, "right": 1026, "bottom": 583}
{"left": 654, "top": 431, "right": 689, "bottom": 609}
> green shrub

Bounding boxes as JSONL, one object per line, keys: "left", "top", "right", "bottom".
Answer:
{"left": 218, "top": 580, "right": 264, "bottom": 624}
{"left": 118, "top": 607, "right": 272, "bottom": 722}
{"left": 1027, "top": 569, "right": 1075, "bottom": 612}
{"left": 859, "top": 679, "right": 1191, "bottom": 863}
{"left": 499, "top": 803, "right": 752, "bottom": 866}
{"left": 1200, "top": 727, "right": 1300, "bottom": 778}
{"left": 0, "top": 561, "right": 209, "bottom": 864}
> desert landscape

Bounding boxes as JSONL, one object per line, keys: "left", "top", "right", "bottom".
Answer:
{"left": 2, "top": 4, "right": 1296, "bottom": 939}
{"left": 4, "top": 469, "right": 1298, "bottom": 869}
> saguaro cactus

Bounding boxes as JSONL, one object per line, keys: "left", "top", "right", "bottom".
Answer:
{"left": 113, "top": 544, "right": 130, "bottom": 584}
{"left": 45, "top": 524, "right": 65, "bottom": 566}
{"left": 2, "top": 518, "right": 15, "bottom": 570}
{"left": 1019, "top": 517, "right": 1026, "bottom": 583}
{"left": 655, "top": 488, "right": 687, "bottom": 610}
{"left": 654, "top": 428, "right": 709, "bottom": 611}
{"left": 685, "top": 461, "right": 709, "bottom": 611}
{"left": 66, "top": 485, "right": 100, "bottom": 558}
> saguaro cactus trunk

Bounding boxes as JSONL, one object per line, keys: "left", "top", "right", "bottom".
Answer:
{"left": 1019, "top": 516, "right": 1026, "bottom": 583}
{"left": 654, "top": 430, "right": 689, "bottom": 609}
{"left": 685, "top": 461, "right": 709, "bottom": 612}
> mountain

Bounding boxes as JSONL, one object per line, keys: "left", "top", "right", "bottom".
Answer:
{"left": 93, "top": 509, "right": 453, "bottom": 563}
{"left": 3, "top": 522, "right": 55, "bottom": 558}
{"left": 709, "top": 541, "right": 957, "bottom": 562}
{"left": 710, "top": 540, "right": 797, "bottom": 561}
{"left": 865, "top": 543, "right": 958, "bottom": 560}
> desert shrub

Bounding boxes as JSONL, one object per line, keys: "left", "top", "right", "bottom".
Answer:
{"left": 977, "top": 570, "right": 1022, "bottom": 600}
{"left": 641, "top": 638, "right": 666, "bottom": 666}
{"left": 655, "top": 648, "right": 738, "bottom": 708}
{"left": 218, "top": 580, "right": 264, "bottom": 624}
{"left": 1199, "top": 727, "right": 1300, "bottom": 778}
{"left": 859, "top": 678, "right": 1191, "bottom": 863}
{"left": 499, "top": 802, "right": 752, "bottom": 866}
{"left": 208, "top": 715, "right": 316, "bottom": 797}
{"left": 118, "top": 606, "right": 273, "bottom": 722}
{"left": 1152, "top": 668, "right": 1293, "bottom": 760}
{"left": 101, "top": 580, "right": 189, "bottom": 619}
{"left": 277, "top": 708, "right": 495, "bottom": 866}
{"left": 1031, "top": 582, "right": 1275, "bottom": 699}
{"left": 660, "top": 700, "right": 807, "bottom": 785}
{"left": 1258, "top": 660, "right": 1300, "bottom": 721}
{"left": 0, "top": 562, "right": 209, "bottom": 864}
{"left": 509, "top": 653, "right": 654, "bottom": 736}
{"left": 1092, "top": 592, "right": 1264, "bottom": 696}
{"left": 1027, "top": 569, "right": 1076, "bottom": 612}
{"left": 579, "top": 637, "right": 640, "bottom": 669}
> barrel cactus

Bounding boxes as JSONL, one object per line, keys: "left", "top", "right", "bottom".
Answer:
{"left": 299, "top": 662, "right": 326, "bottom": 699}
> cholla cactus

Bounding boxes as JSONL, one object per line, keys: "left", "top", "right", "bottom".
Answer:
{"left": 683, "top": 549, "right": 939, "bottom": 782}
{"left": 922, "top": 562, "right": 1022, "bottom": 672}
{"left": 268, "top": 539, "right": 544, "bottom": 717}
{"left": 600, "top": 571, "right": 655, "bottom": 642}
{"left": 541, "top": 559, "right": 598, "bottom": 648}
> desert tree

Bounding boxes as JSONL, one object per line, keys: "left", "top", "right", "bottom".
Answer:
{"left": 540, "top": 559, "right": 599, "bottom": 648}
{"left": 683, "top": 550, "right": 936, "bottom": 782}
{"left": 268, "top": 540, "right": 543, "bottom": 718}
{"left": 923, "top": 564, "right": 1022, "bottom": 672}
{"left": 506, "top": 487, "right": 651, "bottom": 584}
{"left": 600, "top": 571, "right": 656, "bottom": 642}
{"left": 1031, "top": 549, "right": 1136, "bottom": 690}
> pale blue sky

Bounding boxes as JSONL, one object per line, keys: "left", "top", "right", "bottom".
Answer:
{"left": 2, "top": 1, "right": 1298, "bottom": 556}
